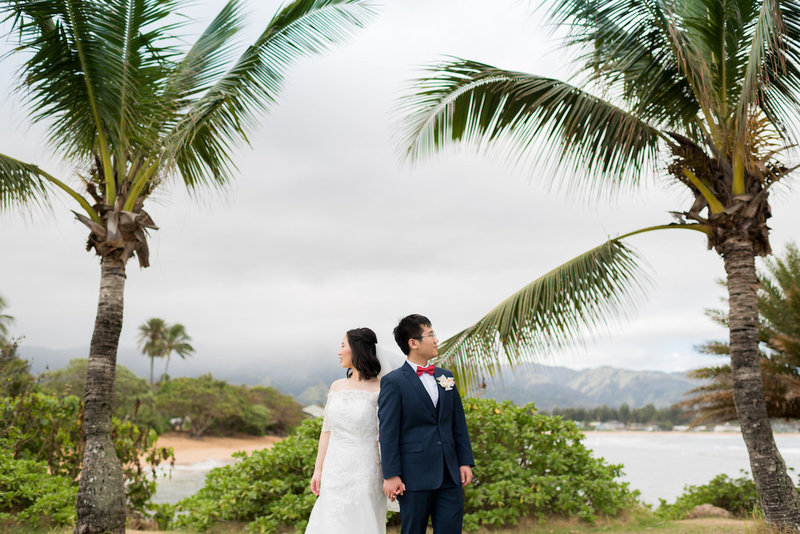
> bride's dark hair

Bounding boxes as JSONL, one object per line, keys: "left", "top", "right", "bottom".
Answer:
{"left": 346, "top": 327, "right": 381, "bottom": 380}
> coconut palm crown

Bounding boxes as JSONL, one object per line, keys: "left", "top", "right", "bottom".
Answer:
{"left": 0, "top": 0, "right": 375, "bottom": 532}
{"left": 400, "top": 0, "right": 800, "bottom": 528}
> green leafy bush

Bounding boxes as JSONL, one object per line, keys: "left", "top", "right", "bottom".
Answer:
{"left": 0, "top": 392, "right": 83, "bottom": 479}
{"left": 176, "top": 398, "right": 637, "bottom": 532}
{"left": 248, "top": 385, "right": 306, "bottom": 435}
{"left": 655, "top": 471, "right": 760, "bottom": 519}
{"left": 174, "top": 417, "right": 320, "bottom": 532}
{"left": 0, "top": 392, "right": 173, "bottom": 513}
{"left": 156, "top": 375, "right": 305, "bottom": 437}
{"left": 463, "top": 399, "right": 637, "bottom": 529}
{"left": 39, "top": 358, "right": 167, "bottom": 432}
{"left": 0, "top": 454, "right": 77, "bottom": 528}
{"left": 156, "top": 374, "right": 261, "bottom": 437}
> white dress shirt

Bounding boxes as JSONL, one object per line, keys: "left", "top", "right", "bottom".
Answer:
{"left": 406, "top": 359, "right": 439, "bottom": 407}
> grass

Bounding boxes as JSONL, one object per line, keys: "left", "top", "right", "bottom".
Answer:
{"left": 2, "top": 509, "right": 778, "bottom": 534}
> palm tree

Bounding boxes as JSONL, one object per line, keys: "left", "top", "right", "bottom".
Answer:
{"left": 0, "top": 0, "right": 375, "bottom": 531}
{"left": 137, "top": 317, "right": 167, "bottom": 386}
{"left": 400, "top": 0, "right": 800, "bottom": 528}
{"left": 0, "top": 293, "right": 18, "bottom": 359}
{"left": 682, "top": 244, "right": 800, "bottom": 425}
{"left": 0, "top": 294, "right": 12, "bottom": 343}
{"left": 160, "top": 322, "right": 194, "bottom": 380}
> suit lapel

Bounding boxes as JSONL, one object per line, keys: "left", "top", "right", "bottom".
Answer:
{"left": 436, "top": 368, "right": 450, "bottom": 420}
{"left": 401, "top": 363, "right": 437, "bottom": 419}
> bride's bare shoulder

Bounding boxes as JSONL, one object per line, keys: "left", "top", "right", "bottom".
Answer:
{"left": 329, "top": 378, "right": 348, "bottom": 392}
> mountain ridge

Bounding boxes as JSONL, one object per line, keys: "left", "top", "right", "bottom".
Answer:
{"left": 18, "top": 345, "right": 699, "bottom": 409}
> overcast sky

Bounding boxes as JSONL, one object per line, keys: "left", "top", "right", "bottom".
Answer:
{"left": 1, "top": 0, "right": 799, "bottom": 381}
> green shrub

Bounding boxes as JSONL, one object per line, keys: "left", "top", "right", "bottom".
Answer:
{"left": 655, "top": 471, "right": 760, "bottom": 519}
{"left": 176, "top": 398, "right": 638, "bottom": 532}
{"left": 155, "top": 375, "right": 305, "bottom": 437}
{"left": 39, "top": 358, "right": 167, "bottom": 432}
{"left": 249, "top": 385, "right": 306, "bottom": 435}
{"left": 462, "top": 399, "right": 637, "bottom": 529}
{"left": 174, "top": 417, "right": 320, "bottom": 532}
{"left": 0, "top": 453, "right": 77, "bottom": 528}
{"left": 0, "top": 392, "right": 173, "bottom": 513}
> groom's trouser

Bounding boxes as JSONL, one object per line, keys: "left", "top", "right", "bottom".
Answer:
{"left": 398, "top": 468, "right": 463, "bottom": 534}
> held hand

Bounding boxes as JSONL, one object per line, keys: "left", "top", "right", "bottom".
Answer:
{"left": 310, "top": 470, "right": 322, "bottom": 496}
{"left": 383, "top": 476, "right": 405, "bottom": 501}
{"left": 460, "top": 465, "right": 473, "bottom": 487}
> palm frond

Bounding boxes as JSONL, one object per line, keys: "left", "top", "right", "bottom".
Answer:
{"left": 732, "top": 0, "right": 786, "bottom": 150}
{"left": 3, "top": 0, "right": 101, "bottom": 159}
{"left": 161, "top": 0, "right": 245, "bottom": 106}
{"left": 399, "top": 59, "right": 663, "bottom": 197}
{"left": 548, "top": 0, "right": 702, "bottom": 135}
{"left": 436, "top": 240, "right": 648, "bottom": 393}
{"left": 92, "top": 0, "right": 179, "bottom": 151}
{"left": 0, "top": 294, "right": 13, "bottom": 340}
{"left": 0, "top": 153, "right": 51, "bottom": 212}
{"left": 760, "top": 1, "right": 800, "bottom": 144}
{"left": 162, "top": 0, "right": 377, "bottom": 190}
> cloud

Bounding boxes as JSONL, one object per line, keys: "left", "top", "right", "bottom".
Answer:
{"left": 2, "top": 0, "right": 799, "bottom": 382}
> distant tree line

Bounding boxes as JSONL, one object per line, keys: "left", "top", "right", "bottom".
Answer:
{"left": 37, "top": 359, "right": 306, "bottom": 437}
{"left": 547, "top": 403, "right": 692, "bottom": 429}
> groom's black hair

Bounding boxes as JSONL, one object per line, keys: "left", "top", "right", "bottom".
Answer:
{"left": 393, "top": 314, "right": 432, "bottom": 356}
{"left": 346, "top": 327, "right": 381, "bottom": 380}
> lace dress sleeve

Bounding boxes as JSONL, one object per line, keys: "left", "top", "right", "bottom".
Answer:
{"left": 321, "top": 394, "right": 331, "bottom": 432}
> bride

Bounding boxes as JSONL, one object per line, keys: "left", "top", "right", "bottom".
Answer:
{"left": 306, "top": 327, "right": 398, "bottom": 533}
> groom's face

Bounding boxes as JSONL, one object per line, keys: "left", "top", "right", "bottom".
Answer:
{"left": 411, "top": 324, "right": 439, "bottom": 361}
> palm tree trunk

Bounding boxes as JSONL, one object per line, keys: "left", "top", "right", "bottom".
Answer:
{"left": 722, "top": 237, "right": 800, "bottom": 529}
{"left": 163, "top": 355, "right": 170, "bottom": 380}
{"left": 149, "top": 355, "right": 154, "bottom": 386}
{"left": 75, "top": 255, "right": 127, "bottom": 534}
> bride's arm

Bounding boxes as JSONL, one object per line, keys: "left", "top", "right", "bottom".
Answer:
{"left": 311, "top": 383, "right": 338, "bottom": 496}
{"left": 310, "top": 430, "right": 331, "bottom": 496}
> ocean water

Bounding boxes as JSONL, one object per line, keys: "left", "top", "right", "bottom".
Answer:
{"left": 583, "top": 432, "right": 800, "bottom": 504}
{"left": 151, "top": 459, "right": 231, "bottom": 505}
{"left": 151, "top": 432, "right": 800, "bottom": 505}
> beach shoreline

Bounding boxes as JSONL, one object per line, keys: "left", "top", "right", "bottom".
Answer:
{"left": 154, "top": 432, "right": 283, "bottom": 465}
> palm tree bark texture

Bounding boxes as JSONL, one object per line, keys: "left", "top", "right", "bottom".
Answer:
{"left": 76, "top": 256, "right": 127, "bottom": 533}
{"left": 723, "top": 238, "right": 800, "bottom": 522}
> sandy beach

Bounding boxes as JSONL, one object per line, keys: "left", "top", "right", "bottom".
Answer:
{"left": 154, "top": 432, "right": 283, "bottom": 465}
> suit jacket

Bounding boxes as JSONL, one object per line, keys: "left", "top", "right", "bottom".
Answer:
{"left": 378, "top": 363, "right": 474, "bottom": 491}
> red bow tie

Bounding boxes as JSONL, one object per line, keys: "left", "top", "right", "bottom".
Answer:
{"left": 416, "top": 364, "right": 435, "bottom": 376}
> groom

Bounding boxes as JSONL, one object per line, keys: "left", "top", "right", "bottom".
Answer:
{"left": 378, "top": 314, "right": 474, "bottom": 533}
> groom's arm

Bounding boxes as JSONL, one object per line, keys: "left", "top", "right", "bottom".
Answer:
{"left": 452, "top": 384, "right": 475, "bottom": 468}
{"left": 378, "top": 376, "right": 402, "bottom": 479}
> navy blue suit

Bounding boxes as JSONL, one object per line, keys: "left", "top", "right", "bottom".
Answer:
{"left": 378, "top": 363, "right": 474, "bottom": 533}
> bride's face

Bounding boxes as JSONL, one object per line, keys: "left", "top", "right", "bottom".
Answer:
{"left": 338, "top": 335, "right": 353, "bottom": 369}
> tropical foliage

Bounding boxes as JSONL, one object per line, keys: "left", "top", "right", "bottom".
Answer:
{"left": 137, "top": 318, "right": 194, "bottom": 384}
{"left": 0, "top": 0, "right": 375, "bottom": 529}
{"left": 656, "top": 472, "right": 761, "bottom": 520}
{"left": 138, "top": 318, "right": 168, "bottom": 386}
{"left": 0, "top": 296, "right": 32, "bottom": 398}
{"left": 550, "top": 403, "right": 690, "bottom": 429}
{"left": 39, "top": 358, "right": 165, "bottom": 431}
{"left": 174, "top": 398, "right": 637, "bottom": 533}
{"left": 399, "top": 0, "right": 800, "bottom": 525}
{"left": 156, "top": 373, "right": 266, "bottom": 437}
{"left": 38, "top": 361, "right": 305, "bottom": 437}
{"left": 0, "top": 454, "right": 77, "bottom": 529}
{"left": 681, "top": 244, "right": 800, "bottom": 424}
{"left": 0, "top": 390, "right": 173, "bottom": 515}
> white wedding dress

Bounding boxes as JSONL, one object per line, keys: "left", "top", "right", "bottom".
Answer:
{"left": 305, "top": 389, "right": 387, "bottom": 533}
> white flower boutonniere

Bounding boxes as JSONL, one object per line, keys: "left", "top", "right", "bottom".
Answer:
{"left": 436, "top": 375, "right": 455, "bottom": 391}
